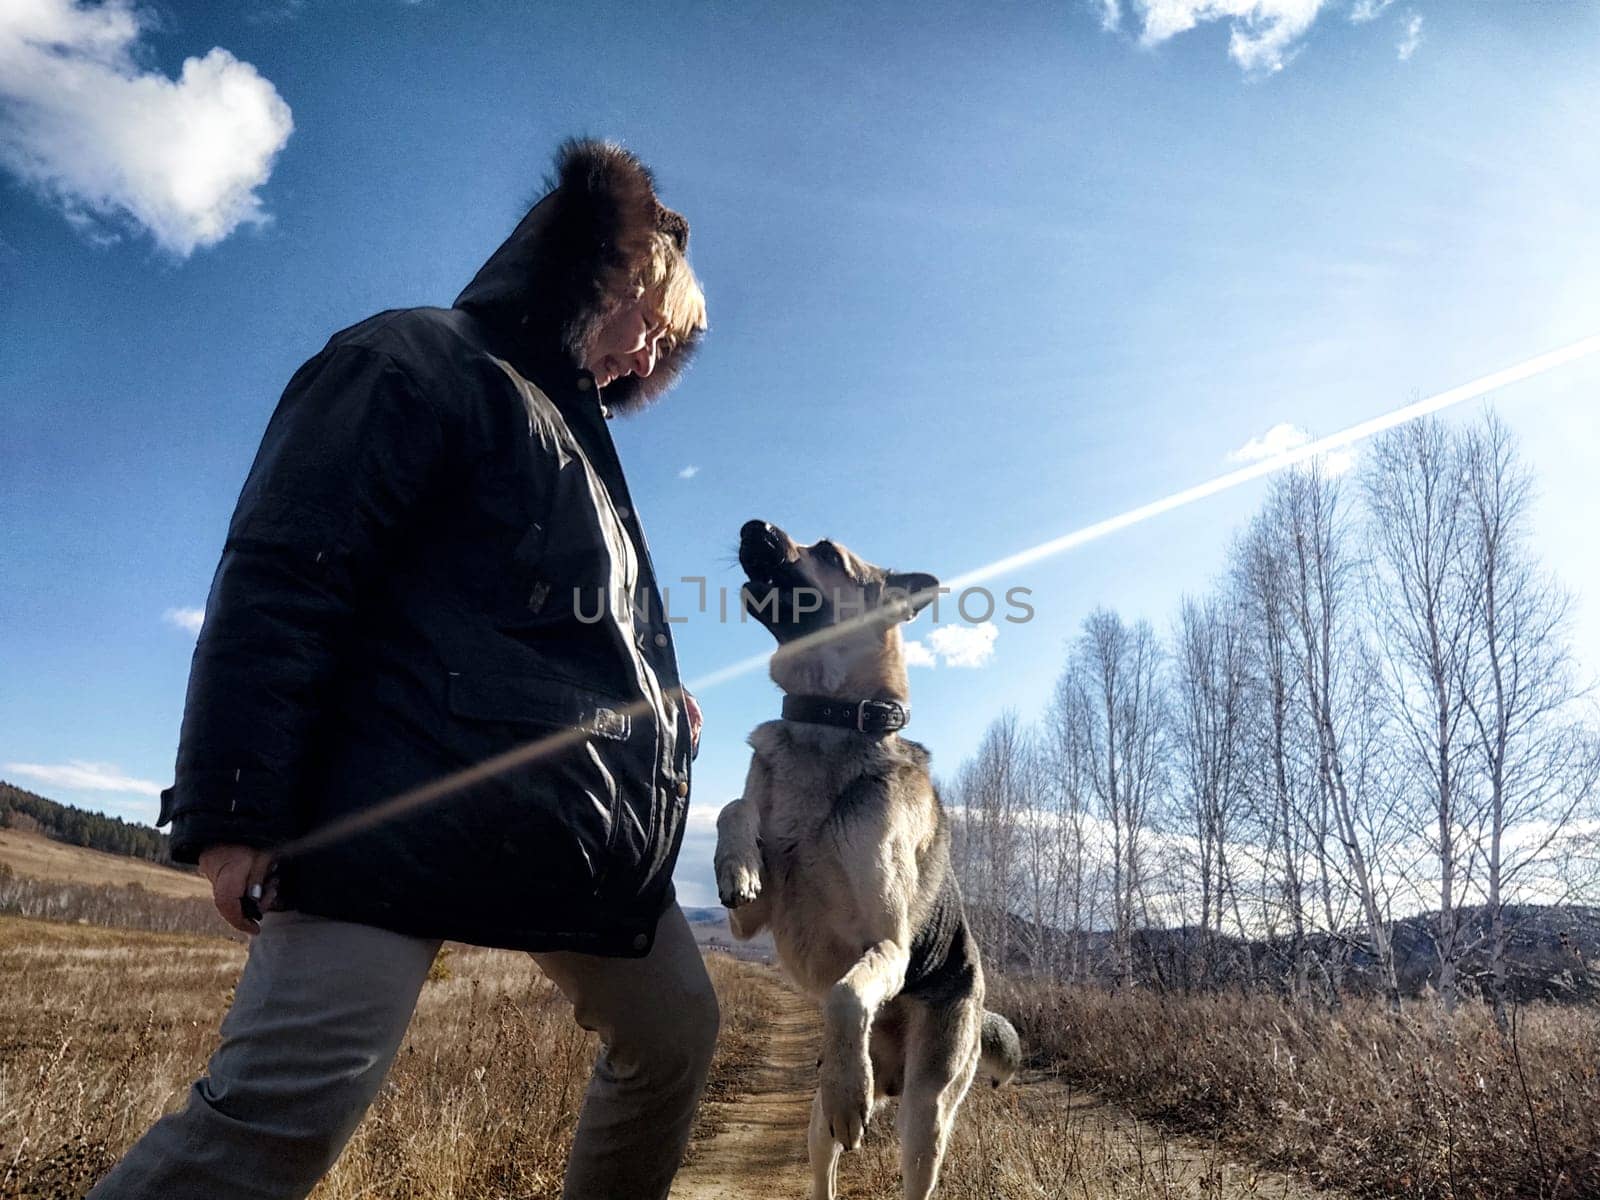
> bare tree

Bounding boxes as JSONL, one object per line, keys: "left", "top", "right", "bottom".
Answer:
{"left": 1456, "top": 413, "right": 1594, "bottom": 1027}
{"left": 1042, "top": 671, "right": 1100, "bottom": 981}
{"left": 1172, "top": 593, "right": 1251, "bottom": 985}
{"left": 1274, "top": 466, "right": 1402, "bottom": 1007}
{"left": 942, "top": 404, "right": 1599, "bottom": 1015}
{"left": 1014, "top": 729, "right": 1062, "bottom": 978}
{"left": 1363, "top": 418, "right": 1480, "bottom": 1008}
{"left": 1232, "top": 512, "right": 1316, "bottom": 996}
{"left": 1072, "top": 609, "right": 1168, "bottom": 988}
{"left": 957, "top": 711, "right": 1027, "bottom": 970}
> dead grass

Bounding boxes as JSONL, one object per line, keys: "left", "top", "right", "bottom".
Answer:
{"left": 0, "top": 864, "right": 223, "bottom": 937}
{"left": 678, "top": 977, "right": 1329, "bottom": 1200}
{"left": 0, "top": 831, "right": 205, "bottom": 900}
{"left": 0, "top": 915, "right": 777, "bottom": 1200}
{"left": 9, "top": 880, "right": 1598, "bottom": 1200}
{"left": 0, "top": 916, "right": 244, "bottom": 1197}
{"left": 996, "top": 977, "right": 1600, "bottom": 1200}
{"left": 842, "top": 1078, "right": 1322, "bottom": 1200}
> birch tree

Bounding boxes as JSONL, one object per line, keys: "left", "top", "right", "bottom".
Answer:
{"left": 1072, "top": 609, "right": 1168, "bottom": 988}
{"left": 1043, "top": 670, "right": 1099, "bottom": 981}
{"left": 1363, "top": 418, "right": 1480, "bottom": 1008}
{"left": 1014, "top": 730, "right": 1062, "bottom": 977}
{"left": 1276, "top": 466, "right": 1402, "bottom": 1007}
{"left": 959, "top": 711, "right": 1026, "bottom": 969}
{"left": 1232, "top": 513, "right": 1316, "bottom": 995}
{"left": 1172, "top": 593, "right": 1251, "bottom": 984}
{"left": 1457, "top": 413, "right": 1595, "bottom": 1026}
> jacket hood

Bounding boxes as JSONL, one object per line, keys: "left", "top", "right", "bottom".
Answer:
{"left": 454, "top": 139, "right": 702, "bottom": 413}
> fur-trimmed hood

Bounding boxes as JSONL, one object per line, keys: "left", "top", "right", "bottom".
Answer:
{"left": 453, "top": 139, "right": 702, "bottom": 412}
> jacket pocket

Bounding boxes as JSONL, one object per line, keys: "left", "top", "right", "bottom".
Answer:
{"left": 445, "top": 671, "right": 631, "bottom": 742}
{"left": 443, "top": 669, "right": 636, "bottom": 893}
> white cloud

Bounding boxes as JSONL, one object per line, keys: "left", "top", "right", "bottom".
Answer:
{"left": 930, "top": 622, "right": 1000, "bottom": 669}
{"left": 906, "top": 623, "right": 1001, "bottom": 669}
{"left": 682, "top": 803, "right": 721, "bottom": 834}
{"left": 1229, "top": 421, "right": 1313, "bottom": 462}
{"left": 0, "top": 0, "right": 294, "bottom": 256}
{"left": 5, "top": 759, "right": 163, "bottom": 797}
{"left": 1108, "top": 0, "right": 1413, "bottom": 73}
{"left": 1228, "top": 421, "right": 1357, "bottom": 477}
{"left": 678, "top": 465, "right": 700, "bottom": 480}
{"left": 1319, "top": 445, "right": 1358, "bottom": 477}
{"left": 1396, "top": 11, "right": 1422, "bottom": 61}
{"left": 1129, "top": 0, "right": 1327, "bottom": 73}
{"left": 163, "top": 606, "right": 205, "bottom": 635}
{"left": 674, "top": 802, "right": 723, "bottom": 908}
{"left": 1348, "top": 0, "right": 1393, "bottom": 22}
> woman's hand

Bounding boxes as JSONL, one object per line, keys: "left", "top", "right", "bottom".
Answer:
{"left": 683, "top": 689, "right": 703, "bottom": 758}
{"left": 198, "top": 844, "right": 278, "bottom": 935}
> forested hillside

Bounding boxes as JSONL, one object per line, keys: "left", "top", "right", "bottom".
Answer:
{"left": 0, "top": 781, "right": 170, "bottom": 863}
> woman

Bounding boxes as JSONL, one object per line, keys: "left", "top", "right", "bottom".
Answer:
{"left": 92, "top": 139, "right": 714, "bottom": 1200}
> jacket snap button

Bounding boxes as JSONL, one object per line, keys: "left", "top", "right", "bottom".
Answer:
{"left": 576, "top": 376, "right": 593, "bottom": 391}
{"left": 653, "top": 632, "right": 669, "bottom": 648}
{"left": 675, "top": 779, "right": 689, "bottom": 799}
{"left": 616, "top": 506, "right": 630, "bottom": 520}
{"left": 632, "top": 933, "right": 649, "bottom": 952}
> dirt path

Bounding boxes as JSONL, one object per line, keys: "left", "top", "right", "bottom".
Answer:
{"left": 673, "top": 982, "right": 816, "bottom": 1199}
{"left": 676, "top": 975, "right": 1332, "bottom": 1200}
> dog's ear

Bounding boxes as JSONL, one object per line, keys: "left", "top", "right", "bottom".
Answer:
{"left": 883, "top": 571, "right": 940, "bottom": 621}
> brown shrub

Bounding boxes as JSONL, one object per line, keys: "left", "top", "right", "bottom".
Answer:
{"left": 994, "top": 977, "right": 1600, "bottom": 1199}
{"left": 0, "top": 865, "right": 223, "bottom": 938}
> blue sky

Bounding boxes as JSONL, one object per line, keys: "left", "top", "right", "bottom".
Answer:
{"left": 3, "top": 0, "right": 1598, "bottom": 906}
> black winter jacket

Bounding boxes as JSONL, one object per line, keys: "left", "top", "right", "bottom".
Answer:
{"left": 158, "top": 142, "right": 701, "bottom": 956}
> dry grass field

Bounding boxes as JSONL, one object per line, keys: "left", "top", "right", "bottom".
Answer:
{"left": 4, "top": 834, "right": 1598, "bottom": 1199}
{"left": 2, "top": 900, "right": 1327, "bottom": 1200}
{"left": 676, "top": 979, "right": 1328, "bottom": 1200}
{"left": 998, "top": 978, "right": 1600, "bottom": 1200}
{"left": 0, "top": 831, "right": 206, "bottom": 899}
{"left": 0, "top": 829, "right": 218, "bottom": 937}
{"left": 0, "top": 914, "right": 778, "bottom": 1200}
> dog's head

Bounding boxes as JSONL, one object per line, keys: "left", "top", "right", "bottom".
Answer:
{"left": 738, "top": 519, "right": 938, "bottom": 698}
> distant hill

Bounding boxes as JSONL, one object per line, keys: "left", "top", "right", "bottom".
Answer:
{"left": 0, "top": 826, "right": 208, "bottom": 899}
{"left": 0, "top": 780, "right": 172, "bottom": 863}
{"left": 682, "top": 905, "right": 776, "bottom": 963}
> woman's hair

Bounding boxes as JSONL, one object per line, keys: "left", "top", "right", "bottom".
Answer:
{"left": 637, "top": 229, "right": 707, "bottom": 358}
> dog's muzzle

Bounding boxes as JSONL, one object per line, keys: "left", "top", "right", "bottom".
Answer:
{"left": 739, "top": 519, "right": 789, "bottom": 581}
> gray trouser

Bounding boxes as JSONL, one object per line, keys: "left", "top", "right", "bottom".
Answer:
{"left": 88, "top": 904, "right": 720, "bottom": 1200}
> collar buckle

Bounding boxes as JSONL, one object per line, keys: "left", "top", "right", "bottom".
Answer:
{"left": 856, "top": 699, "right": 906, "bottom": 733}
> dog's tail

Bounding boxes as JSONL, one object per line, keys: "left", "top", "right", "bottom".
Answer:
{"left": 978, "top": 1010, "right": 1022, "bottom": 1088}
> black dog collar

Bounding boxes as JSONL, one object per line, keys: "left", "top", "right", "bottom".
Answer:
{"left": 781, "top": 694, "right": 909, "bottom": 735}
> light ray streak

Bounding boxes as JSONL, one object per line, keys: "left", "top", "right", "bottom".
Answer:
{"left": 943, "top": 332, "right": 1600, "bottom": 593}
{"left": 276, "top": 333, "right": 1600, "bottom": 858}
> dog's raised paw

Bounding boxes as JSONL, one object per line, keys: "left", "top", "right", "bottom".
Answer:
{"left": 714, "top": 857, "right": 762, "bottom": 909}
{"left": 819, "top": 1058, "right": 871, "bottom": 1151}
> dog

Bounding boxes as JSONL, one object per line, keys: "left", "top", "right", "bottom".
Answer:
{"left": 714, "top": 519, "right": 1022, "bottom": 1200}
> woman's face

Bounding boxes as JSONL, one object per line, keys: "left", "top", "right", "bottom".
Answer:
{"left": 583, "top": 293, "right": 669, "bottom": 389}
